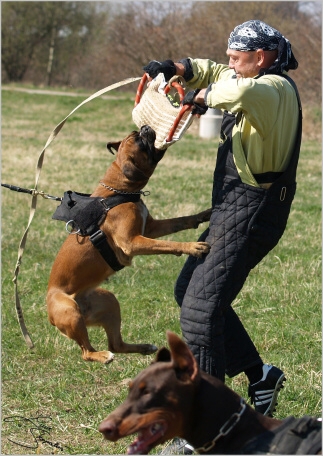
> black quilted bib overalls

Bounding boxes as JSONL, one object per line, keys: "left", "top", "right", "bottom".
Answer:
{"left": 175, "top": 76, "right": 302, "bottom": 381}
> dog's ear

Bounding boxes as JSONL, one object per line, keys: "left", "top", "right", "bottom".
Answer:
{"left": 166, "top": 331, "right": 200, "bottom": 383}
{"left": 155, "top": 346, "right": 171, "bottom": 363}
{"left": 107, "top": 141, "right": 121, "bottom": 155}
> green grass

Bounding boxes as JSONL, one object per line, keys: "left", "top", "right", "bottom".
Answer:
{"left": 1, "top": 86, "right": 321, "bottom": 454}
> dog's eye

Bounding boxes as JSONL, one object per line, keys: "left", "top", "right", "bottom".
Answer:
{"left": 137, "top": 138, "right": 149, "bottom": 154}
{"left": 138, "top": 381, "right": 151, "bottom": 396}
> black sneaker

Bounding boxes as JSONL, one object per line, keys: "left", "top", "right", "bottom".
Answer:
{"left": 159, "top": 438, "right": 194, "bottom": 454}
{"left": 248, "top": 364, "right": 286, "bottom": 417}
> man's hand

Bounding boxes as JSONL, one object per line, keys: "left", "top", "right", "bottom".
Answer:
{"left": 143, "top": 60, "right": 176, "bottom": 81}
{"left": 183, "top": 89, "right": 208, "bottom": 115}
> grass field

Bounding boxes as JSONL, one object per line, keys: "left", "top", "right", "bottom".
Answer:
{"left": 1, "top": 85, "right": 321, "bottom": 455}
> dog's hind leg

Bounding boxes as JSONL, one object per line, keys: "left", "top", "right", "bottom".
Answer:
{"left": 81, "top": 288, "right": 158, "bottom": 355}
{"left": 46, "top": 291, "right": 115, "bottom": 363}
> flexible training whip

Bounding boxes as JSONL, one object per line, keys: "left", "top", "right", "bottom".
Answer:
{"left": 9, "top": 77, "right": 141, "bottom": 349}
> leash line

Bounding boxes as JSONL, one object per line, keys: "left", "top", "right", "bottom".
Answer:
{"left": 1, "top": 183, "right": 33, "bottom": 195}
{"left": 10, "top": 77, "right": 141, "bottom": 349}
{"left": 1, "top": 183, "right": 62, "bottom": 201}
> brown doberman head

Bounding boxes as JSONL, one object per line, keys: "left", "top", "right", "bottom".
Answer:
{"left": 98, "top": 332, "right": 293, "bottom": 455}
{"left": 98, "top": 331, "right": 201, "bottom": 454}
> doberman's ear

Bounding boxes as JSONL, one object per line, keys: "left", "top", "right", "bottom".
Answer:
{"left": 155, "top": 346, "right": 171, "bottom": 363}
{"left": 166, "top": 331, "right": 200, "bottom": 382}
{"left": 107, "top": 141, "right": 121, "bottom": 155}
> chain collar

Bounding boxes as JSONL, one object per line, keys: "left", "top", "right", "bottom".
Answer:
{"left": 99, "top": 182, "right": 150, "bottom": 196}
{"left": 194, "top": 398, "right": 247, "bottom": 454}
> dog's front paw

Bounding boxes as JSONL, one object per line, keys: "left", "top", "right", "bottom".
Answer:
{"left": 190, "top": 241, "right": 210, "bottom": 258}
{"left": 140, "top": 344, "right": 158, "bottom": 355}
{"left": 83, "top": 350, "right": 115, "bottom": 364}
{"left": 103, "top": 351, "right": 115, "bottom": 364}
{"left": 193, "top": 208, "right": 213, "bottom": 227}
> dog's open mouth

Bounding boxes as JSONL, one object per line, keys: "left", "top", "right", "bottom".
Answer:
{"left": 126, "top": 421, "right": 168, "bottom": 455}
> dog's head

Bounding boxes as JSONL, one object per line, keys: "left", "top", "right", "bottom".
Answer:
{"left": 107, "top": 125, "right": 165, "bottom": 184}
{"left": 99, "top": 331, "right": 200, "bottom": 454}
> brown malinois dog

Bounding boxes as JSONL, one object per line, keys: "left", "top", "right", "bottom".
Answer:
{"left": 46, "top": 125, "right": 211, "bottom": 364}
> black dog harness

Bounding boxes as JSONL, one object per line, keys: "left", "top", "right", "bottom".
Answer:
{"left": 52, "top": 190, "right": 141, "bottom": 271}
{"left": 241, "top": 416, "right": 322, "bottom": 455}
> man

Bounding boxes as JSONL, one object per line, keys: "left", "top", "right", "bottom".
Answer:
{"left": 143, "top": 20, "right": 301, "bottom": 451}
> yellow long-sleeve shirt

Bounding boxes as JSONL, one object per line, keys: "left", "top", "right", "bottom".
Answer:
{"left": 185, "top": 58, "right": 300, "bottom": 187}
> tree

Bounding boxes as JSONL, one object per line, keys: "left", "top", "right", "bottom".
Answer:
{"left": 2, "top": 0, "right": 321, "bottom": 106}
{"left": 1, "top": 2, "right": 51, "bottom": 81}
{"left": 39, "top": 2, "right": 109, "bottom": 87}
{"left": 1, "top": 2, "right": 109, "bottom": 86}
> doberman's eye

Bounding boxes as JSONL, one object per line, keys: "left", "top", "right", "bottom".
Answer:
{"left": 138, "top": 381, "right": 150, "bottom": 395}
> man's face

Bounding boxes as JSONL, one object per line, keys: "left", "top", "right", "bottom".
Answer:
{"left": 226, "top": 49, "right": 259, "bottom": 79}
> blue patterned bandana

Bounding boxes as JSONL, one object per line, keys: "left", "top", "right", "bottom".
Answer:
{"left": 228, "top": 20, "right": 298, "bottom": 74}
